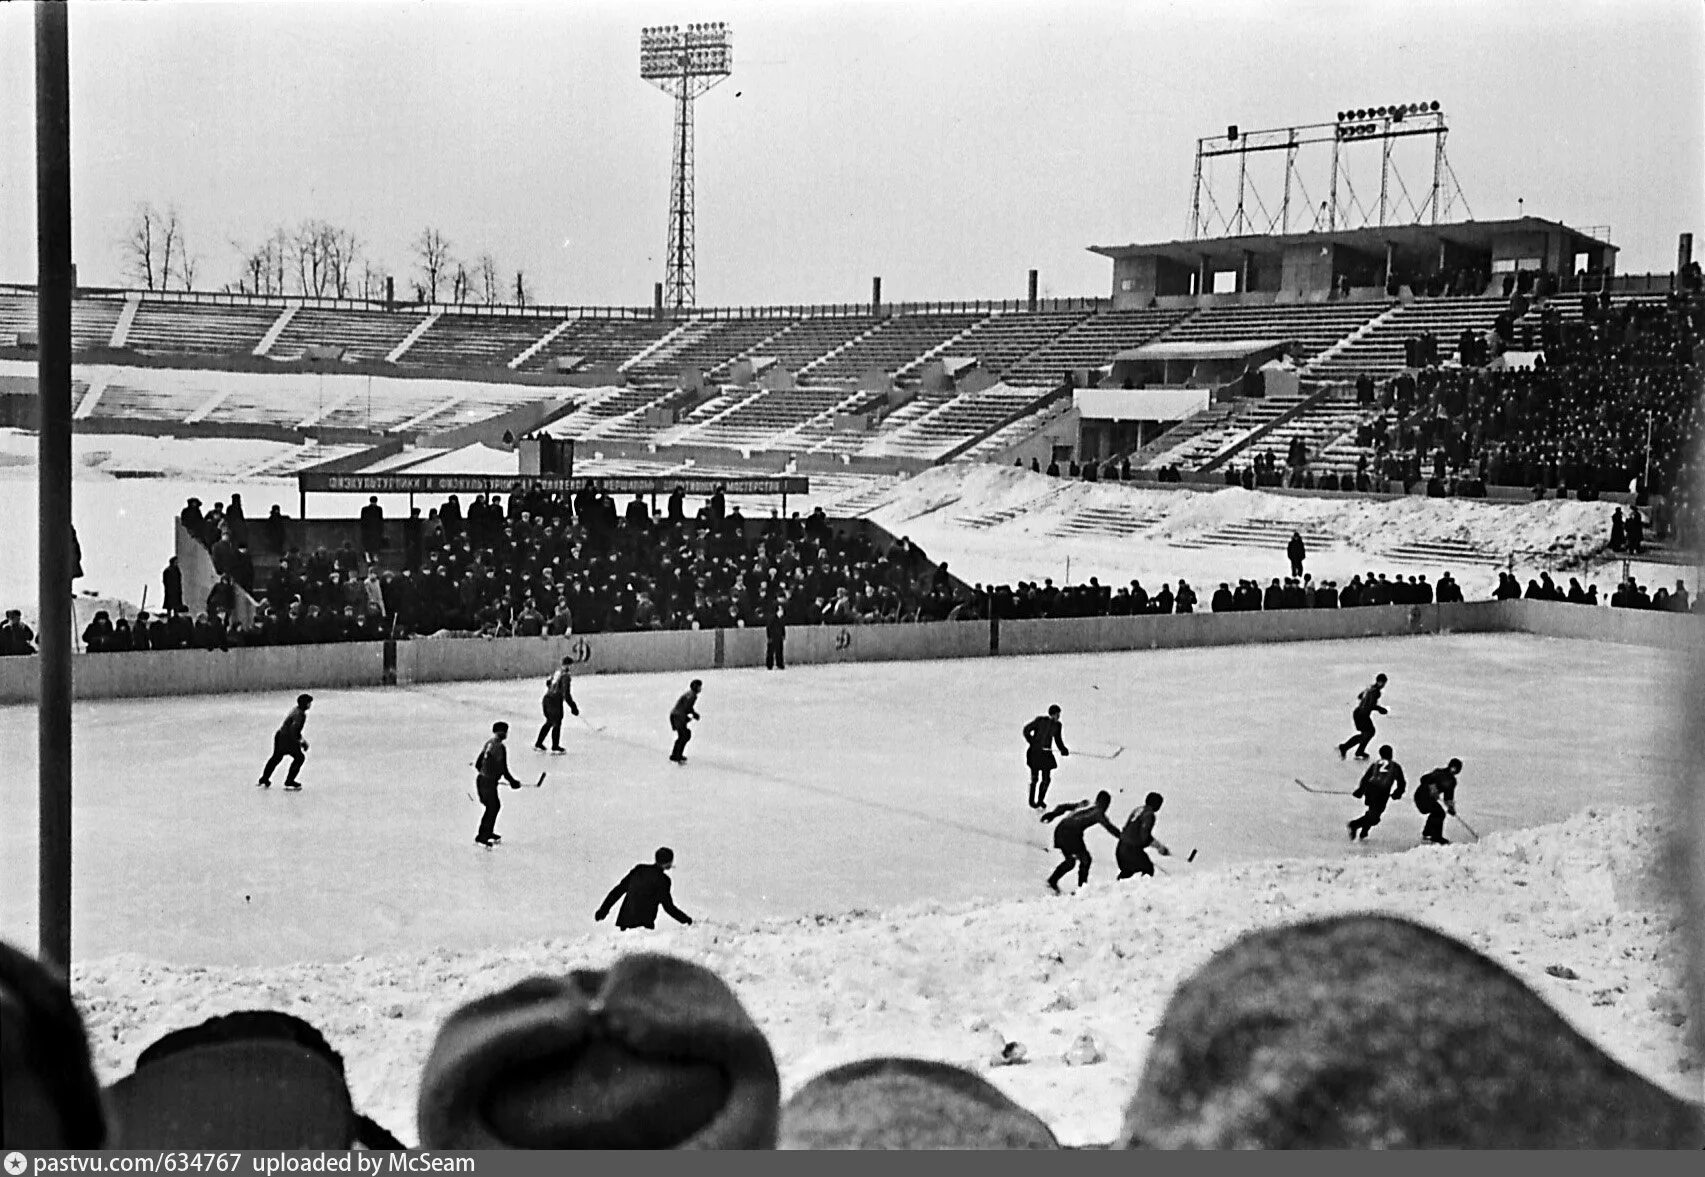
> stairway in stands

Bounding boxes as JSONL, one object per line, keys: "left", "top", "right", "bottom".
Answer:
{"left": 1377, "top": 537, "right": 1509, "bottom": 568}
{"left": 1168, "top": 517, "right": 1338, "bottom": 552}
{"left": 1046, "top": 504, "right": 1169, "bottom": 539}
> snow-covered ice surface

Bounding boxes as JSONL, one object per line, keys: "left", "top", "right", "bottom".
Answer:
{"left": 1, "top": 632, "right": 1696, "bottom": 1142}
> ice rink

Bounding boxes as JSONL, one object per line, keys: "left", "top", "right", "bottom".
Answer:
{"left": 1, "top": 630, "right": 1685, "bottom": 967}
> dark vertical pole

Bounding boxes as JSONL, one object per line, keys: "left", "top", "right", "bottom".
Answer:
{"left": 1028, "top": 270, "right": 1038, "bottom": 312}
{"left": 36, "top": 0, "right": 73, "bottom": 973}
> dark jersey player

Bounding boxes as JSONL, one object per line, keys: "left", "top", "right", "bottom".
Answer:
{"left": 1347, "top": 744, "right": 1407, "bottom": 841}
{"left": 1117, "top": 792, "right": 1172, "bottom": 879}
{"left": 1041, "top": 791, "right": 1121, "bottom": 893}
{"left": 258, "top": 694, "right": 313, "bottom": 790}
{"left": 669, "top": 680, "right": 702, "bottom": 764}
{"left": 1022, "top": 704, "right": 1070, "bottom": 809}
{"left": 1337, "top": 673, "right": 1389, "bottom": 760}
{"left": 595, "top": 847, "right": 695, "bottom": 930}
{"left": 534, "top": 657, "right": 580, "bottom": 753}
{"left": 1415, "top": 758, "right": 1464, "bottom": 845}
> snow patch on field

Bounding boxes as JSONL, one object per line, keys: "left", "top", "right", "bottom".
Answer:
{"left": 69, "top": 805, "right": 1698, "bottom": 1147}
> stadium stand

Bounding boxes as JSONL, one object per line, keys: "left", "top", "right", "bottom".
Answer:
{"left": 396, "top": 313, "right": 559, "bottom": 371}
{"left": 629, "top": 317, "right": 797, "bottom": 379}
{"left": 734, "top": 315, "right": 882, "bottom": 375}
{"left": 516, "top": 316, "right": 678, "bottom": 373}
{"left": 801, "top": 312, "right": 989, "bottom": 383}
{"left": 863, "top": 383, "right": 1057, "bottom": 460}
{"left": 1159, "top": 301, "right": 1387, "bottom": 367}
{"left": 87, "top": 381, "right": 205, "bottom": 425}
{"left": 1306, "top": 296, "right": 1510, "bottom": 380}
{"left": 124, "top": 301, "right": 281, "bottom": 357}
{"left": 905, "top": 309, "right": 1091, "bottom": 380}
{"left": 1000, "top": 309, "right": 1183, "bottom": 385}
{"left": 267, "top": 307, "right": 428, "bottom": 363}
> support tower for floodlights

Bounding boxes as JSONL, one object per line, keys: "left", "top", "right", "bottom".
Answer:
{"left": 640, "top": 22, "right": 733, "bottom": 312}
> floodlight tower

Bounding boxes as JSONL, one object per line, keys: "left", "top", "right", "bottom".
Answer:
{"left": 640, "top": 22, "right": 733, "bottom": 312}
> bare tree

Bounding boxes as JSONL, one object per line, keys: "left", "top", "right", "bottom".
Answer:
{"left": 324, "top": 226, "right": 361, "bottom": 299}
{"left": 293, "top": 220, "right": 330, "bottom": 297}
{"left": 176, "top": 245, "right": 199, "bottom": 292}
{"left": 514, "top": 270, "right": 532, "bottom": 308}
{"left": 122, "top": 203, "right": 159, "bottom": 290}
{"left": 414, "top": 227, "right": 451, "bottom": 303}
{"left": 157, "top": 206, "right": 183, "bottom": 293}
{"left": 477, "top": 254, "right": 500, "bottom": 305}
{"left": 450, "top": 260, "right": 471, "bottom": 305}
{"left": 360, "top": 260, "right": 386, "bottom": 303}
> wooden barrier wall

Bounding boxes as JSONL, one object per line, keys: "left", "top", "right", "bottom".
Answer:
{"left": 0, "top": 600, "right": 1697, "bottom": 703}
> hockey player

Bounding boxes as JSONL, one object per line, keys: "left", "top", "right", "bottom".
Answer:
{"left": 1415, "top": 758, "right": 1464, "bottom": 845}
{"left": 668, "top": 680, "right": 702, "bottom": 764}
{"left": 1022, "top": 704, "right": 1071, "bottom": 809}
{"left": 1041, "top": 791, "right": 1121, "bottom": 893}
{"left": 1337, "top": 673, "right": 1389, "bottom": 760}
{"left": 474, "top": 722, "right": 523, "bottom": 847}
{"left": 534, "top": 656, "right": 580, "bottom": 753}
{"left": 1347, "top": 744, "right": 1407, "bottom": 840}
{"left": 257, "top": 694, "right": 313, "bottom": 790}
{"left": 595, "top": 846, "right": 694, "bottom": 930}
{"left": 1116, "top": 792, "right": 1172, "bottom": 879}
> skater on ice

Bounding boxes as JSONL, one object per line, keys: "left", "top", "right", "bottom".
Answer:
{"left": 534, "top": 656, "right": 579, "bottom": 753}
{"left": 474, "top": 722, "right": 524, "bottom": 847}
{"left": 1415, "top": 758, "right": 1464, "bottom": 845}
{"left": 669, "top": 680, "right": 702, "bottom": 764}
{"left": 1116, "top": 792, "right": 1172, "bottom": 879}
{"left": 1041, "top": 790, "right": 1121, "bottom": 893}
{"left": 1347, "top": 745, "right": 1407, "bottom": 841}
{"left": 595, "top": 847, "right": 695, "bottom": 930}
{"left": 1337, "top": 673, "right": 1389, "bottom": 760}
{"left": 258, "top": 694, "right": 312, "bottom": 790}
{"left": 1022, "top": 704, "right": 1070, "bottom": 809}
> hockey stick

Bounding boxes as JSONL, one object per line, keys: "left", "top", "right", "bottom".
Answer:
{"left": 1293, "top": 777, "right": 1355, "bottom": 796}
{"left": 576, "top": 713, "right": 606, "bottom": 734}
{"left": 1452, "top": 813, "right": 1480, "bottom": 841}
{"left": 1071, "top": 744, "right": 1124, "bottom": 761}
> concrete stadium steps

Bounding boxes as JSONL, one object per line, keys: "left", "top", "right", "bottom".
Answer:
{"left": 1161, "top": 301, "right": 1388, "bottom": 363}
{"left": 240, "top": 443, "right": 369, "bottom": 480}
{"left": 1169, "top": 518, "right": 1337, "bottom": 552}
{"left": 124, "top": 302, "right": 280, "bottom": 357}
{"left": 200, "top": 386, "right": 331, "bottom": 430}
{"left": 1154, "top": 388, "right": 1314, "bottom": 472}
{"left": 818, "top": 479, "right": 902, "bottom": 517}
{"left": 1307, "top": 297, "right": 1509, "bottom": 381}
{"left": 1233, "top": 390, "right": 1365, "bottom": 471}
{"left": 0, "top": 293, "right": 125, "bottom": 350}
{"left": 915, "top": 309, "right": 1091, "bottom": 380}
{"left": 1001, "top": 309, "right": 1183, "bottom": 385}
{"left": 1046, "top": 504, "right": 1167, "bottom": 539}
{"left": 585, "top": 387, "right": 717, "bottom": 442}
{"left": 313, "top": 388, "right": 459, "bottom": 433}
{"left": 399, "top": 314, "right": 562, "bottom": 370}
{"left": 955, "top": 494, "right": 1061, "bottom": 530}
{"left": 268, "top": 307, "right": 429, "bottom": 363}
{"left": 958, "top": 399, "right": 1071, "bottom": 462}
{"left": 738, "top": 316, "right": 882, "bottom": 375}
{"left": 1378, "top": 538, "right": 1509, "bottom": 568}
{"left": 859, "top": 384, "right": 1050, "bottom": 460}
{"left": 765, "top": 389, "right": 887, "bottom": 451}
{"left": 803, "top": 313, "right": 989, "bottom": 383}
{"left": 1132, "top": 401, "right": 1249, "bottom": 470}
{"left": 633, "top": 317, "right": 795, "bottom": 379}
{"left": 671, "top": 387, "right": 855, "bottom": 450}
{"left": 87, "top": 382, "right": 205, "bottom": 424}
{"left": 537, "top": 386, "right": 660, "bottom": 438}
{"left": 518, "top": 318, "right": 678, "bottom": 373}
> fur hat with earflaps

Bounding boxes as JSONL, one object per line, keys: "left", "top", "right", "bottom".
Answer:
{"left": 105, "top": 1010, "right": 402, "bottom": 1149}
{"left": 779, "top": 1056, "right": 1059, "bottom": 1150}
{"left": 418, "top": 952, "right": 779, "bottom": 1149}
{"left": 1, "top": 939, "right": 108, "bottom": 1148}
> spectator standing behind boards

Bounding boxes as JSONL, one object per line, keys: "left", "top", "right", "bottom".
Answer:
{"left": 162, "top": 558, "right": 184, "bottom": 614}
{"left": 1, "top": 609, "right": 37, "bottom": 655}
{"left": 1287, "top": 531, "right": 1306, "bottom": 578}
{"left": 359, "top": 496, "right": 385, "bottom": 560}
{"left": 595, "top": 847, "right": 694, "bottom": 930}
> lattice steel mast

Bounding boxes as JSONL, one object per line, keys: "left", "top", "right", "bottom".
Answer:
{"left": 641, "top": 23, "right": 733, "bottom": 311}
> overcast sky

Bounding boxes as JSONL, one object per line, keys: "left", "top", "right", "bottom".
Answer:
{"left": 1, "top": 0, "right": 1701, "bottom": 307}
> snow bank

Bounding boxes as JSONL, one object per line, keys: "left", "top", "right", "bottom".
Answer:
{"left": 68, "top": 805, "right": 1697, "bottom": 1147}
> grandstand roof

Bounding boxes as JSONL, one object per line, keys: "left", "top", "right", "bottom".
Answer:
{"left": 1088, "top": 216, "right": 1617, "bottom": 264}
{"left": 1115, "top": 340, "right": 1288, "bottom": 362}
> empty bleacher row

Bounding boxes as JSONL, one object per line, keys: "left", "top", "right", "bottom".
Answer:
{"left": 1306, "top": 296, "right": 1511, "bottom": 381}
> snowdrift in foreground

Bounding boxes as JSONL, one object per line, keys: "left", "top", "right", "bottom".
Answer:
{"left": 71, "top": 805, "right": 1697, "bottom": 1147}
